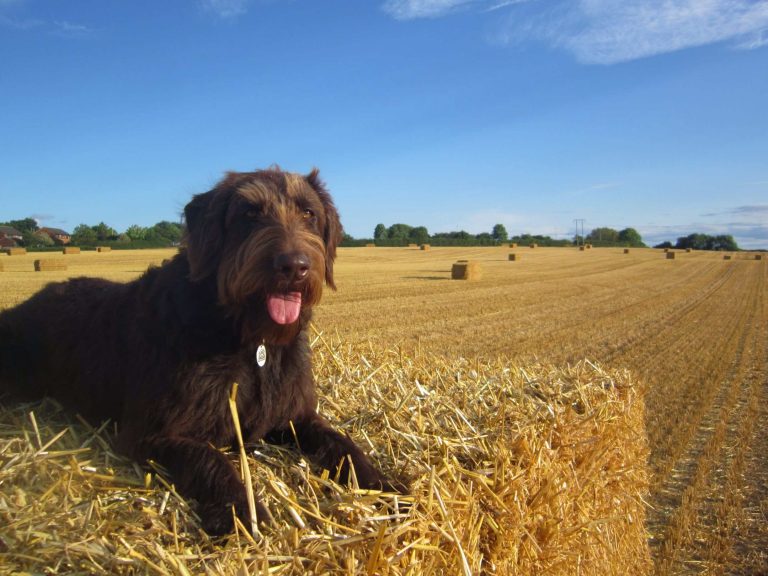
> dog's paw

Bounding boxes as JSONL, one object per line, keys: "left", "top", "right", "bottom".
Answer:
{"left": 198, "top": 485, "right": 270, "bottom": 536}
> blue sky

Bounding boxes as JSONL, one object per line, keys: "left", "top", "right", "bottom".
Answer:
{"left": 1, "top": 0, "right": 767, "bottom": 248}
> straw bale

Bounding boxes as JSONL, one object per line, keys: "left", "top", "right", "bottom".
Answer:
{"left": 509, "top": 253, "right": 519, "bottom": 261}
{"left": 580, "top": 246, "right": 586, "bottom": 251}
{"left": 724, "top": 255, "right": 732, "bottom": 260}
{"left": 685, "top": 248, "right": 692, "bottom": 253}
{"left": 34, "top": 259, "right": 68, "bottom": 272}
{"left": 366, "top": 244, "right": 376, "bottom": 248}
{"left": 755, "top": 254, "right": 763, "bottom": 260}
{"left": 7, "top": 247, "right": 26, "bottom": 256}
{"left": 509, "top": 243, "right": 518, "bottom": 248}
{"left": 0, "top": 260, "right": 3, "bottom": 271}
{"left": 624, "top": 249, "right": 631, "bottom": 254}
{"left": 408, "top": 244, "right": 418, "bottom": 248}
{"left": 63, "top": 246, "right": 81, "bottom": 254}
{"left": 451, "top": 261, "right": 481, "bottom": 280}
{"left": 97, "top": 246, "right": 112, "bottom": 252}
{"left": 530, "top": 243, "right": 538, "bottom": 248}
{"left": 0, "top": 336, "right": 651, "bottom": 575}
{"left": 420, "top": 244, "right": 430, "bottom": 251}
{"left": 666, "top": 252, "right": 676, "bottom": 260}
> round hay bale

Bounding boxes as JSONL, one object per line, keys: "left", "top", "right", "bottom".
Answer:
{"left": 97, "top": 246, "right": 112, "bottom": 253}
{"left": 34, "top": 259, "right": 67, "bottom": 272}
{"left": 63, "top": 247, "right": 80, "bottom": 255}
{"left": 451, "top": 261, "right": 481, "bottom": 280}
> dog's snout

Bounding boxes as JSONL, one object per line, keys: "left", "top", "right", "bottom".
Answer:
{"left": 274, "top": 252, "right": 310, "bottom": 282}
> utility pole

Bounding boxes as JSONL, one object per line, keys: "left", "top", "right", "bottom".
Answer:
{"left": 573, "top": 219, "right": 585, "bottom": 246}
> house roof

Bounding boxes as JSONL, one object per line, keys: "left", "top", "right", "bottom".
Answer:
{"left": 41, "top": 227, "right": 71, "bottom": 237}
{"left": 0, "top": 225, "right": 23, "bottom": 237}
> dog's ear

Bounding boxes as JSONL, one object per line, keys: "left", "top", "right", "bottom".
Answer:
{"left": 306, "top": 168, "right": 342, "bottom": 290}
{"left": 184, "top": 174, "right": 238, "bottom": 281}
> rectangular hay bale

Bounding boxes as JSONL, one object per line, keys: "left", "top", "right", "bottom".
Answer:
{"left": 7, "top": 247, "right": 26, "bottom": 256}
{"left": 34, "top": 259, "right": 68, "bottom": 272}
{"left": 63, "top": 247, "right": 80, "bottom": 255}
{"left": 97, "top": 246, "right": 112, "bottom": 252}
{"left": 451, "top": 260, "right": 481, "bottom": 280}
{"left": 420, "top": 244, "right": 431, "bottom": 251}
{"left": 509, "top": 253, "right": 519, "bottom": 261}
{"left": 666, "top": 251, "right": 676, "bottom": 259}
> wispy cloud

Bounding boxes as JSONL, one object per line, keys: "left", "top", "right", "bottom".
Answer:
{"left": 384, "top": 0, "right": 768, "bottom": 64}
{"left": 200, "top": 0, "right": 251, "bottom": 19}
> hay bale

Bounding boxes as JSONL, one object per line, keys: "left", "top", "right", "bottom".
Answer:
{"left": 0, "top": 260, "right": 4, "bottom": 271}
{"left": 365, "top": 243, "right": 376, "bottom": 248}
{"left": 755, "top": 254, "right": 763, "bottom": 260}
{"left": 666, "top": 251, "right": 676, "bottom": 260}
{"left": 63, "top": 246, "right": 80, "bottom": 255}
{"left": 530, "top": 243, "right": 538, "bottom": 249}
{"left": 624, "top": 248, "right": 631, "bottom": 254}
{"left": 509, "top": 242, "right": 518, "bottom": 248}
{"left": 7, "top": 247, "right": 26, "bottom": 256}
{"left": 586, "top": 244, "right": 593, "bottom": 249}
{"left": 509, "top": 253, "right": 519, "bottom": 261}
{"left": 420, "top": 244, "right": 431, "bottom": 251}
{"left": 97, "top": 246, "right": 112, "bottom": 252}
{"left": 0, "top": 340, "right": 651, "bottom": 575}
{"left": 685, "top": 248, "right": 692, "bottom": 253}
{"left": 724, "top": 255, "right": 732, "bottom": 260}
{"left": 579, "top": 246, "right": 586, "bottom": 251}
{"left": 408, "top": 243, "right": 418, "bottom": 248}
{"left": 34, "top": 259, "right": 67, "bottom": 272}
{"left": 451, "top": 261, "right": 481, "bottom": 280}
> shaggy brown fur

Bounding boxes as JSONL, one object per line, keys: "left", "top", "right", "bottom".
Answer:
{"left": 0, "top": 167, "right": 400, "bottom": 535}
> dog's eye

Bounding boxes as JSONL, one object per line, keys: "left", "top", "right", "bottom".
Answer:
{"left": 246, "top": 208, "right": 262, "bottom": 219}
{"left": 302, "top": 208, "right": 314, "bottom": 220}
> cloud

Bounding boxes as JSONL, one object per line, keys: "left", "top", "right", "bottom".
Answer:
{"left": 384, "top": 0, "right": 768, "bottom": 64}
{"left": 200, "top": 0, "right": 251, "bottom": 18}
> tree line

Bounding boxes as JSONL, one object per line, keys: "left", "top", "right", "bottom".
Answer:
{"left": 351, "top": 223, "right": 648, "bottom": 248}
{"left": 1, "top": 217, "right": 183, "bottom": 249}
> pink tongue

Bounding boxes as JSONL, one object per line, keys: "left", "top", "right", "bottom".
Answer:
{"left": 266, "top": 292, "right": 302, "bottom": 325}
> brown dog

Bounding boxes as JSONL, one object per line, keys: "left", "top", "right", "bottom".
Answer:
{"left": 0, "top": 167, "right": 399, "bottom": 535}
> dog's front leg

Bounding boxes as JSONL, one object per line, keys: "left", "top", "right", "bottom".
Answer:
{"left": 268, "top": 414, "right": 402, "bottom": 493}
{"left": 135, "top": 435, "right": 265, "bottom": 535}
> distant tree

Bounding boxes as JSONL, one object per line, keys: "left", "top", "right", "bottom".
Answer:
{"left": 710, "top": 235, "right": 738, "bottom": 251}
{"left": 587, "top": 227, "right": 619, "bottom": 245}
{"left": 93, "top": 222, "right": 118, "bottom": 242}
{"left": 408, "top": 226, "right": 430, "bottom": 245}
{"left": 71, "top": 224, "right": 98, "bottom": 245}
{"left": 147, "top": 221, "right": 183, "bottom": 244}
{"left": 675, "top": 233, "right": 738, "bottom": 252}
{"left": 654, "top": 241, "right": 673, "bottom": 249}
{"left": 5, "top": 218, "right": 38, "bottom": 234}
{"left": 24, "top": 230, "right": 54, "bottom": 247}
{"left": 374, "top": 224, "right": 388, "bottom": 240}
{"left": 125, "top": 224, "right": 148, "bottom": 241}
{"left": 387, "top": 223, "right": 412, "bottom": 240}
{"left": 618, "top": 228, "right": 644, "bottom": 247}
{"left": 492, "top": 224, "right": 508, "bottom": 243}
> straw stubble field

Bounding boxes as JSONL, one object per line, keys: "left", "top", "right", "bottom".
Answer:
{"left": 0, "top": 247, "right": 765, "bottom": 575}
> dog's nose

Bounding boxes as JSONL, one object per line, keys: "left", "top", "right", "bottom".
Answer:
{"left": 274, "top": 252, "right": 310, "bottom": 282}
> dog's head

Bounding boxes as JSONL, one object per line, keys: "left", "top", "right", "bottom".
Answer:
{"left": 183, "top": 167, "right": 342, "bottom": 344}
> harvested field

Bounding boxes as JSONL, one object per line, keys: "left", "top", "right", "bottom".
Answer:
{"left": 1, "top": 246, "right": 766, "bottom": 575}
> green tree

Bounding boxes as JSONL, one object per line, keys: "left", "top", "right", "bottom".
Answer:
{"left": 147, "top": 221, "right": 183, "bottom": 244}
{"left": 71, "top": 224, "right": 97, "bottom": 245}
{"left": 373, "top": 224, "right": 388, "bottom": 240}
{"left": 125, "top": 224, "right": 148, "bottom": 241}
{"left": 387, "top": 223, "right": 412, "bottom": 240}
{"left": 492, "top": 224, "right": 508, "bottom": 243}
{"left": 93, "top": 222, "right": 118, "bottom": 242}
{"left": 4, "top": 218, "right": 38, "bottom": 234}
{"left": 618, "top": 228, "right": 644, "bottom": 247}
{"left": 586, "top": 227, "right": 619, "bottom": 245}
{"left": 408, "top": 226, "right": 430, "bottom": 245}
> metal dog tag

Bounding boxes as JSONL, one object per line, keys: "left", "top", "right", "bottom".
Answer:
{"left": 256, "top": 344, "right": 267, "bottom": 367}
